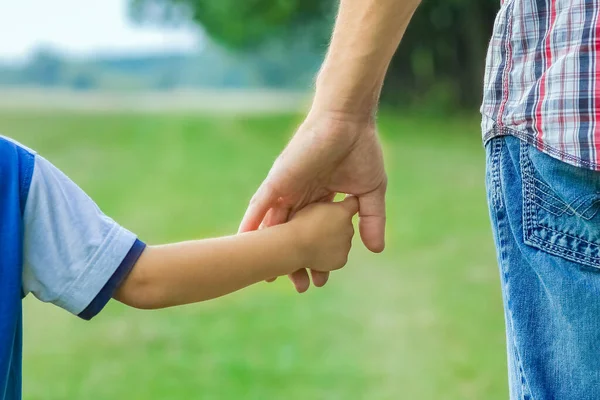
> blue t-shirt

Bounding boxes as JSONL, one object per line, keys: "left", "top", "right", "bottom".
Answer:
{"left": 0, "top": 136, "right": 145, "bottom": 399}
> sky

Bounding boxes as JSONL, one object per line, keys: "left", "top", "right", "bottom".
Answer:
{"left": 0, "top": 0, "right": 201, "bottom": 62}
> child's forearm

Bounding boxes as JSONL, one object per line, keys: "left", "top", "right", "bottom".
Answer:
{"left": 114, "top": 224, "right": 303, "bottom": 309}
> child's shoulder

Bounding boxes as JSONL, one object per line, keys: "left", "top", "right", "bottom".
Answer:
{"left": 0, "top": 136, "right": 36, "bottom": 207}
{"left": 0, "top": 135, "right": 36, "bottom": 156}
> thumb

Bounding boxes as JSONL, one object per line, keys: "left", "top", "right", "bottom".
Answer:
{"left": 339, "top": 195, "right": 359, "bottom": 215}
{"left": 358, "top": 183, "right": 386, "bottom": 253}
{"left": 238, "top": 182, "right": 278, "bottom": 233}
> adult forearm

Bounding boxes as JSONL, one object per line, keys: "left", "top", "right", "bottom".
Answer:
{"left": 313, "top": 0, "right": 421, "bottom": 117}
{"left": 115, "top": 225, "right": 302, "bottom": 309}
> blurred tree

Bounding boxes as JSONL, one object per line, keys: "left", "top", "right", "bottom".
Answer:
{"left": 70, "top": 70, "right": 98, "bottom": 91}
{"left": 130, "top": 0, "right": 500, "bottom": 108}
{"left": 387, "top": 0, "right": 499, "bottom": 108}
{"left": 155, "top": 69, "right": 179, "bottom": 90}
{"left": 23, "top": 49, "right": 65, "bottom": 87}
{"left": 129, "top": 0, "right": 334, "bottom": 49}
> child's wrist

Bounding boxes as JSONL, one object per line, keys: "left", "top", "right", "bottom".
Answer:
{"left": 288, "top": 221, "right": 314, "bottom": 272}
{"left": 258, "top": 223, "right": 307, "bottom": 276}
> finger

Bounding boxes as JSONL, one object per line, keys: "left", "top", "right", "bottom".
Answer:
{"left": 339, "top": 195, "right": 359, "bottom": 215}
{"left": 262, "top": 205, "right": 292, "bottom": 228}
{"left": 289, "top": 269, "right": 310, "bottom": 293}
{"left": 320, "top": 192, "right": 337, "bottom": 203}
{"left": 304, "top": 193, "right": 336, "bottom": 289}
{"left": 311, "top": 270, "right": 330, "bottom": 288}
{"left": 358, "top": 184, "right": 387, "bottom": 253}
{"left": 265, "top": 277, "right": 277, "bottom": 283}
{"left": 288, "top": 191, "right": 335, "bottom": 220}
{"left": 238, "top": 182, "right": 278, "bottom": 233}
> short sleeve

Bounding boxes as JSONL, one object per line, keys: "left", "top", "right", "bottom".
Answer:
{"left": 22, "top": 154, "right": 144, "bottom": 318}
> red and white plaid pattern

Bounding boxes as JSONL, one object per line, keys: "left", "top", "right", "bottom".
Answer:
{"left": 482, "top": 0, "right": 600, "bottom": 170}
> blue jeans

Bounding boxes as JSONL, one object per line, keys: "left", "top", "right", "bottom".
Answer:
{"left": 486, "top": 135, "right": 600, "bottom": 399}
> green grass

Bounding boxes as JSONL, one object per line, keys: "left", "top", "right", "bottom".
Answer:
{"left": 1, "top": 110, "right": 507, "bottom": 399}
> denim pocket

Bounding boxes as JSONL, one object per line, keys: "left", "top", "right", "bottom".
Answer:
{"left": 521, "top": 141, "right": 600, "bottom": 269}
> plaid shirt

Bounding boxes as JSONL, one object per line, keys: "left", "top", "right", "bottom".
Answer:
{"left": 482, "top": 0, "right": 600, "bottom": 170}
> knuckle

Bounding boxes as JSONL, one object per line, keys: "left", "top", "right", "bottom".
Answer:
{"left": 339, "top": 256, "right": 349, "bottom": 269}
{"left": 336, "top": 251, "right": 348, "bottom": 265}
{"left": 262, "top": 180, "right": 279, "bottom": 197}
{"left": 380, "top": 174, "right": 389, "bottom": 191}
{"left": 251, "top": 181, "right": 277, "bottom": 205}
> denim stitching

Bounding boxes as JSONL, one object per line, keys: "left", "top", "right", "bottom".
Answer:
{"left": 492, "top": 139, "right": 534, "bottom": 400}
{"left": 495, "top": 209, "right": 528, "bottom": 400}
{"left": 534, "top": 224, "right": 600, "bottom": 249}
{"left": 483, "top": 122, "right": 600, "bottom": 170}
{"left": 570, "top": 197, "right": 600, "bottom": 220}
{"left": 522, "top": 139, "right": 537, "bottom": 239}
{"left": 530, "top": 192, "right": 569, "bottom": 216}
{"left": 490, "top": 137, "right": 504, "bottom": 208}
{"left": 524, "top": 149, "right": 600, "bottom": 248}
{"left": 528, "top": 227, "right": 600, "bottom": 264}
{"left": 531, "top": 190, "right": 569, "bottom": 215}
{"left": 529, "top": 175, "right": 600, "bottom": 219}
{"left": 531, "top": 176, "right": 579, "bottom": 208}
{"left": 521, "top": 140, "right": 600, "bottom": 270}
{"left": 530, "top": 176, "right": 565, "bottom": 203}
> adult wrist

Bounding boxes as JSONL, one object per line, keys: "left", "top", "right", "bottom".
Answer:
{"left": 312, "top": 81, "right": 380, "bottom": 122}
{"left": 304, "top": 104, "right": 377, "bottom": 138}
{"left": 311, "top": 55, "right": 386, "bottom": 118}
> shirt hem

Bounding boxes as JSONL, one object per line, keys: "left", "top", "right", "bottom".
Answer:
{"left": 482, "top": 123, "right": 600, "bottom": 171}
{"left": 55, "top": 225, "right": 138, "bottom": 315}
{"left": 78, "top": 239, "right": 146, "bottom": 321}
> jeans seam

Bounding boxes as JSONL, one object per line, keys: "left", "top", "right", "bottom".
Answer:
{"left": 490, "top": 137, "right": 504, "bottom": 208}
{"left": 493, "top": 139, "right": 535, "bottom": 400}
{"left": 494, "top": 205, "right": 535, "bottom": 400}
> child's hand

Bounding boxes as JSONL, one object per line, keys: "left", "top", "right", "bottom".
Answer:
{"left": 290, "top": 196, "right": 359, "bottom": 273}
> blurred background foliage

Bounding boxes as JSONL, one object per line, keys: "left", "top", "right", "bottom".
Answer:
{"left": 0, "top": 43, "right": 320, "bottom": 91}
{"left": 129, "top": 0, "right": 499, "bottom": 108}
{"left": 0, "top": 1, "right": 500, "bottom": 110}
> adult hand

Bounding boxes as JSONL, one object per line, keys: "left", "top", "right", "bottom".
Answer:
{"left": 238, "top": 110, "right": 387, "bottom": 293}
